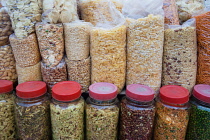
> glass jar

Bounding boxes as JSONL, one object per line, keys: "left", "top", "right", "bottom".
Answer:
{"left": 50, "top": 81, "right": 85, "bottom": 140}
{"left": 15, "top": 81, "right": 51, "bottom": 140}
{"left": 154, "top": 85, "right": 190, "bottom": 140}
{"left": 0, "top": 80, "right": 15, "bottom": 139}
{"left": 120, "top": 84, "right": 156, "bottom": 140}
{"left": 186, "top": 84, "right": 210, "bottom": 140}
{"left": 86, "top": 82, "right": 119, "bottom": 140}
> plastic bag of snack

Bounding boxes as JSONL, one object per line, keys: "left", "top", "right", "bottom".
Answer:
{"left": 163, "top": 0, "right": 179, "bottom": 25}
{"left": 123, "top": 0, "right": 164, "bottom": 94}
{"left": 162, "top": 19, "right": 197, "bottom": 93}
{"left": 35, "top": 23, "right": 64, "bottom": 67}
{"left": 42, "top": 0, "right": 79, "bottom": 23}
{"left": 64, "top": 21, "right": 92, "bottom": 60}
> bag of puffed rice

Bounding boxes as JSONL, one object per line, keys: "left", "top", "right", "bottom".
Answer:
{"left": 123, "top": 0, "right": 164, "bottom": 95}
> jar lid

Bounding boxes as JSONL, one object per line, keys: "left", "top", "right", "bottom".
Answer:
{"left": 126, "top": 84, "right": 155, "bottom": 102}
{"left": 193, "top": 84, "right": 210, "bottom": 104}
{"left": 16, "top": 81, "right": 47, "bottom": 99}
{"left": 0, "top": 80, "right": 13, "bottom": 94}
{"left": 160, "top": 85, "right": 189, "bottom": 104}
{"left": 52, "top": 81, "right": 81, "bottom": 101}
{"left": 89, "top": 82, "right": 118, "bottom": 101}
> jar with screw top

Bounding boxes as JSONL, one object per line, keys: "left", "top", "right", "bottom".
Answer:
{"left": 186, "top": 84, "right": 210, "bottom": 140}
{"left": 50, "top": 81, "right": 85, "bottom": 140}
{"left": 15, "top": 81, "right": 51, "bottom": 140}
{"left": 154, "top": 85, "right": 190, "bottom": 140}
{"left": 120, "top": 84, "right": 156, "bottom": 140}
{"left": 0, "top": 80, "right": 15, "bottom": 139}
{"left": 86, "top": 82, "right": 119, "bottom": 140}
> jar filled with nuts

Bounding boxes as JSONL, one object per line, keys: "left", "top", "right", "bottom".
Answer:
{"left": 0, "top": 80, "right": 15, "bottom": 139}
{"left": 154, "top": 85, "right": 190, "bottom": 140}
{"left": 86, "top": 82, "right": 120, "bottom": 140}
{"left": 186, "top": 84, "right": 210, "bottom": 140}
{"left": 120, "top": 84, "right": 156, "bottom": 140}
{"left": 51, "top": 81, "right": 84, "bottom": 140}
{"left": 15, "top": 81, "right": 51, "bottom": 140}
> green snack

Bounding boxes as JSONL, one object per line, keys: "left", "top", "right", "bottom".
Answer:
{"left": 0, "top": 92, "right": 15, "bottom": 139}
{"left": 50, "top": 98, "right": 84, "bottom": 140}
{"left": 86, "top": 104, "right": 119, "bottom": 140}
{"left": 15, "top": 98, "right": 50, "bottom": 140}
{"left": 186, "top": 102, "right": 210, "bottom": 140}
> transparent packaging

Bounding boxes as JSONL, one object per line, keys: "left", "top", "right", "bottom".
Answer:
{"left": 120, "top": 97, "right": 155, "bottom": 139}
{"left": 50, "top": 97, "right": 84, "bottom": 139}
{"left": 35, "top": 23, "right": 64, "bottom": 67}
{"left": 86, "top": 97, "right": 120, "bottom": 140}
{"left": 163, "top": 0, "right": 179, "bottom": 25}
{"left": 0, "top": 90, "right": 15, "bottom": 139}
{"left": 186, "top": 96, "right": 210, "bottom": 140}
{"left": 154, "top": 99, "right": 190, "bottom": 140}
{"left": 15, "top": 94, "right": 51, "bottom": 140}
{"left": 162, "top": 19, "right": 197, "bottom": 93}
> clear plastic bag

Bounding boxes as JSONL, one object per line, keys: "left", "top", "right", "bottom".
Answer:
{"left": 194, "top": 9, "right": 210, "bottom": 84}
{"left": 163, "top": 0, "right": 179, "bottom": 25}
{"left": 66, "top": 57, "right": 90, "bottom": 93}
{"left": 0, "top": 6, "right": 13, "bottom": 46}
{"left": 124, "top": 0, "right": 164, "bottom": 94}
{"left": 9, "top": 33, "right": 41, "bottom": 67}
{"left": 176, "top": 0, "right": 205, "bottom": 24}
{"left": 35, "top": 23, "right": 64, "bottom": 67}
{"left": 16, "top": 62, "right": 42, "bottom": 84}
{"left": 5, "top": 0, "right": 42, "bottom": 39}
{"left": 0, "top": 45, "right": 17, "bottom": 82}
{"left": 79, "top": 0, "right": 124, "bottom": 26}
{"left": 42, "top": 0, "right": 79, "bottom": 23}
{"left": 41, "top": 58, "right": 67, "bottom": 83}
{"left": 162, "top": 19, "right": 197, "bottom": 92}
{"left": 64, "top": 21, "right": 92, "bottom": 60}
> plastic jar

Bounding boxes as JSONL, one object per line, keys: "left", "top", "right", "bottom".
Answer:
{"left": 120, "top": 84, "right": 156, "bottom": 140}
{"left": 86, "top": 82, "right": 119, "bottom": 140}
{"left": 186, "top": 84, "right": 210, "bottom": 140}
{"left": 50, "top": 81, "right": 85, "bottom": 140}
{"left": 15, "top": 81, "right": 51, "bottom": 140}
{"left": 154, "top": 85, "right": 190, "bottom": 140}
{"left": 0, "top": 80, "right": 15, "bottom": 139}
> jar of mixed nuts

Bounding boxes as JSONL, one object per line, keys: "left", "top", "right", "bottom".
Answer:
{"left": 86, "top": 82, "right": 119, "bottom": 140}
{"left": 120, "top": 84, "right": 156, "bottom": 140}
{"left": 15, "top": 81, "right": 51, "bottom": 140}
{"left": 186, "top": 84, "right": 210, "bottom": 140}
{"left": 51, "top": 81, "right": 85, "bottom": 140}
{"left": 154, "top": 85, "right": 190, "bottom": 140}
{"left": 0, "top": 80, "right": 15, "bottom": 139}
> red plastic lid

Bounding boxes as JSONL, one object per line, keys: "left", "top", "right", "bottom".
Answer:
{"left": 160, "top": 85, "right": 189, "bottom": 104}
{"left": 0, "top": 80, "right": 13, "bottom": 93}
{"left": 16, "top": 81, "right": 47, "bottom": 99}
{"left": 193, "top": 84, "right": 210, "bottom": 104}
{"left": 52, "top": 81, "right": 81, "bottom": 101}
{"left": 89, "top": 82, "right": 118, "bottom": 101}
{"left": 126, "top": 84, "right": 155, "bottom": 102}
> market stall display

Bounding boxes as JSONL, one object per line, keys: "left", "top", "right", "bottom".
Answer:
{"left": 66, "top": 57, "right": 90, "bottom": 93}
{"left": 6, "top": 0, "right": 43, "bottom": 39}
{"left": 15, "top": 81, "right": 51, "bottom": 140}
{"left": 51, "top": 81, "right": 84, "bottom": 140}
{"left": 124, "top": 0, "right": 164, "bottom": 94}
{"left": 64, "top": 21, "right": 92, "bottom": 60}
{"left": 162, "top": 19, "right": 197, "bottom": 92}
{"left": 86, "top": 82, "right": 119, "bottom": 140}
{"left": 0, "top": 45, "right": 17, "bottom": 82}
{"left": 154, "top": 85, "right": 190, "bottom": 140}
{"left": 0, "top": 80, "right": 15, "bottom": 139}
{"left": 42, "top": 0, "right": 78, "bottom": 23}
{"left": 120, "top": 84, "right": 155, "bottom": 139}
{"left": 36, "top": 23, "right": 64, "bottom": 67}
{"left": 195, "top": 10, "right": 210, "bottom": 85}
